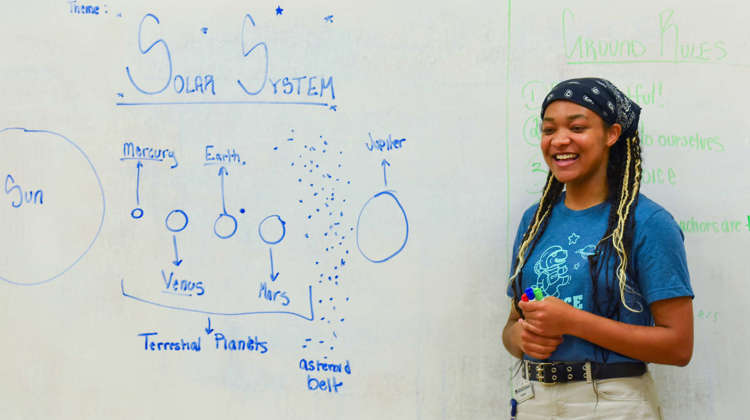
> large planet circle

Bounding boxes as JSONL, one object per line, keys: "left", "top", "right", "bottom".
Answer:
{"left": 0, "top": 128, "right": 105, "bottom": 286}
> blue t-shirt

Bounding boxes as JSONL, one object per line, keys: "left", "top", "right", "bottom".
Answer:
{"left": 506, "top": 193, "right": 693, "bottom": 364}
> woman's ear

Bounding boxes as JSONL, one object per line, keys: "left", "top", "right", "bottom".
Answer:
{"left": 606, "top": 123, "right": 622, "bottom": 147}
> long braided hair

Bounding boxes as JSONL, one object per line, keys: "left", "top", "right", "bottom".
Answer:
{"left": 509, "top": 125, "right": 644, "bottom": 320}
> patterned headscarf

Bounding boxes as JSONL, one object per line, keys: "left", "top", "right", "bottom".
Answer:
{"left": 540, "top": 78, "right": 641, "bottom": 139}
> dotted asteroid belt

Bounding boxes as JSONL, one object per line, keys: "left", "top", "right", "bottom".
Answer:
{"left": 522, "top": 360, "right": 646, "bottom": 385}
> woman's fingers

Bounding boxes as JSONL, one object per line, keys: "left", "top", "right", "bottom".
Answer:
{"left": 518, "top": 319, "right": 563, "bottom": 359}
{"left": 519, "top": 317, "right": 564, "bottom": 339}
{"left": 520, "top": 342, "right": 554, "bottom": 360}
{"left": 520, "top": 326, "right": 563, "bottom": 347}
{"left": 518, "top": 297, "right": 573, "bottom": 337}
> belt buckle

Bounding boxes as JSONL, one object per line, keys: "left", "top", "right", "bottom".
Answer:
{"left": 534, "top": 361, "right": 557, "bottom": 386}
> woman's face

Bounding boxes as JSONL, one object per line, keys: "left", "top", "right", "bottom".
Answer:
{"left": 540, "top": 100, "right": 620, "bottom": 189}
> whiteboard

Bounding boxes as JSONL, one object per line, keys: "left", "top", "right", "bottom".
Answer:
{"left": 0, "top": 1, "right": 747, "bottom": 419}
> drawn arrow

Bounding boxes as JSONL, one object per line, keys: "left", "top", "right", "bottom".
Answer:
{"left": 136, "top": 160, "right": 143, "bottom": 205}
{"left": 269, "top": 248, "right": 280, "bottom": 281}
{"left": 205, "top": 317, "right": 214, "bottom": 335}
{"left": 381, "top": 159, "right": 390, "bottom": 186}
{"left": 172, "top": 234, "right": 183, "bottom": 266}
{"left": 218, "top": 166, "right": 229, "bottom": 214}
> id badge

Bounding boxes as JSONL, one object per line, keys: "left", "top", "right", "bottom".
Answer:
{"left": 511, "top": 362, "right": 535, "bottom": 403}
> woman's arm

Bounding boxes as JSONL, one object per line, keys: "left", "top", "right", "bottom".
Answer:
{"left": 518, "top": 296, "right": 694, "bottom": 366}
{"left": 502, "top": 301, "right": 564, "bottom": 360}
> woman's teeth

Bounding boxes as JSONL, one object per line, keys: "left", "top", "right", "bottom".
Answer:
{"left": 554, "top": 153, "right": 578, "bottom": 161}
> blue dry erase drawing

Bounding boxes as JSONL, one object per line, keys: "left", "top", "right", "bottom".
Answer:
{"left": 366, "top": 133, "right": 407, "bottom": 153}
{"left": 4, "top": 174, "right": 43, "bottom": 208}
{"left": 237, "top": 13, "right": 268, "bottom": 96}
{"left": 125, "top": 13, "right": 172, "bottom": 95}
{"left": 214, "top": 166, "right": 238, "bottom": 239}
{"left": 135, "top": 161, "right": 141, "bottom": 203}
{"left": 258, "top": 214, "right": 287, "bottom": 245}
{"left": 131, "top": 160, "right": 144, "bottom": 219}
{"left": 258, "top": 281, "right": 290, "bottom": 306}
{"left": 121, "top": 279, "right": 315, "bottom": 320}
{"left": 171, "top": 235, "right": 183, "bottom": 267}
{"left": 121, "top": 142, "right": 178, "bottom": 168}
{"left": 356, "top": 190, "right": 409, "bottom": 263}
{"left": 116, "top": 100, "right": 329, "bottom": 107}
{"left": 120, "top": 12, "right": 336, "bottom": 109}
{"left": 268, "top": 248, "right": 280, "bottom": 282}
{"left": 165, "top": 209, "right": 188, "bottom": 232}
{"left": 381, "top": 159, "right": 390, "bottom": 186}
{"left": 161, "top": 270, "right": 203, "bottom": 296}
{"left": 0, "top": 128, "right": 105, "bottom": 287}
{"left": 68, "top": 3, "right": 101, "bottom": 15}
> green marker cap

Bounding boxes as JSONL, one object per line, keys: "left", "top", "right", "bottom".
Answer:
{"left": 533, "top": 287, "right": 544, "bottom": 301}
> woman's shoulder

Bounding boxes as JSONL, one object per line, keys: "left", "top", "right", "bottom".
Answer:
{"left": 633, "top": 193, "right": 683, "bottom": 240}
{"left": 633, "top": 193, "right": 678, "bottom": 225}
{"left": 518, "top": 201, "right": 542, "bottom": 228}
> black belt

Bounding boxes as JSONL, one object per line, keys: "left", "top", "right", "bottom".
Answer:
{"left": 522, "top": 361, "right": 646, "bottom": 384}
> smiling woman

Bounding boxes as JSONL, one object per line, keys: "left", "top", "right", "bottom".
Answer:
{"left": 502, "top": 78, "right": 694, "bottom": 420}
{"left": 540, "top": 101, "right": 621, "bottom": 207}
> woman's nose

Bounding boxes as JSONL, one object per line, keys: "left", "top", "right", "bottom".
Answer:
{"left": 550, "top": 132, "right": 571, "bottom": 146}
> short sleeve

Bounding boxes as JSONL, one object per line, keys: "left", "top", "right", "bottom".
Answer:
{"left": 633, "top": 209, "right": 694, "bottom": 304}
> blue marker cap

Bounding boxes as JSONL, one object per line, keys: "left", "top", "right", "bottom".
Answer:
{"left": 510, "top": 398, "right": 517, "bottom": 416}
{"left": 524, "top": 287, "right": 535, "bottom": 301}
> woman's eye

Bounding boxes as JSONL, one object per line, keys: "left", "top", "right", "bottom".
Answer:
{"left": 571, "top": 126, "right": 585, "bottom": 132}
{"left": 541, "top": 127, "right": 554, "bottom": 135}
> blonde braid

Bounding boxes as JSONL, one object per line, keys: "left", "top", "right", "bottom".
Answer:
{"left": 508, "top": 174, "right": 555, "bottom": 286}
{"left": 612, "top": 135, "right": 643, "bottom": 312}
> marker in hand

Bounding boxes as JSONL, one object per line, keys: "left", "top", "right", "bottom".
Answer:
{"left": 523, "top": 287, "right": 544, "bottom": 302}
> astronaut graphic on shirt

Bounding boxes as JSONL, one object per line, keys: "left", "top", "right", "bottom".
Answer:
{"left": 532, "top": 232, "right": 591, "bottom": 309}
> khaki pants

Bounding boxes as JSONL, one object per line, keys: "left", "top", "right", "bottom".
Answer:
{"left": 516, "top": 372, "right": 662, "bottom": 420}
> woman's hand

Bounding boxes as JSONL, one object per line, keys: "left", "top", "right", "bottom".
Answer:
{"left": 518, "top": 295, "right": 694, "bottom": 366}
{"left": 502, "top": 297, "right": 573, "bottom": 360}
{"left": 516, "top": 318, "right": 563, "bottom": 360}
{"left": 518, "top": 296, "right": 576, "bottom": 338}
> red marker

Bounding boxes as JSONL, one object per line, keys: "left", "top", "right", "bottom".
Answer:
{"left": 521, "top": 294, "right": 529, "bottom": 302}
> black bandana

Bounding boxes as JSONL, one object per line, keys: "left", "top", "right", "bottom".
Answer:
{"left": 540, "top": 78, "right": 641, "bottom": 139}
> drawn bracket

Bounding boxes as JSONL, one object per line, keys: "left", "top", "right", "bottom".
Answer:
{"left": 120, "top": 279, "right": 314, "bottom": 321}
